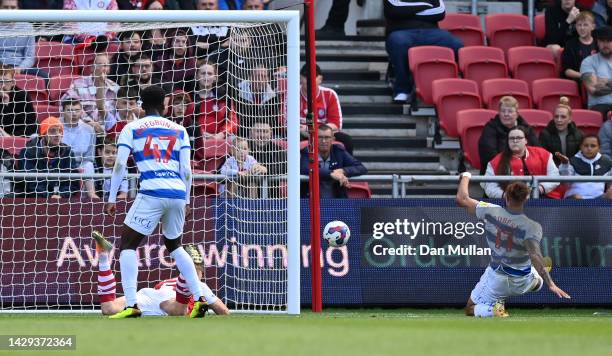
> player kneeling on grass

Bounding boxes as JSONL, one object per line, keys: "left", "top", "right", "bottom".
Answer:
{"left": 93, "top": 231, "right": 229, "bottom": 316}
{"left": 456, "top": 173, "right": 571, "bottom": 317}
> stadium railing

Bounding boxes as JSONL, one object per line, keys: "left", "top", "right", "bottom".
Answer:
{"left": 3, "top": 172, "right": 612, "bottom": 199}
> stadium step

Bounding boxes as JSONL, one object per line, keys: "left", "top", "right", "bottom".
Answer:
{"left": 344, "top": 128, "right": 415, "bottom": 138}
{"left": 351, "top": 136, "right": 427, "bottom": 149}
{"left": 355, "top": 149, "right": 439, "bottom": 163}
{"left": 343, "top": 115, "right": 416, "bottom": 130}
{"left": 324, "top": 69, "right": 382, "bottom": 82}
{"left": 342, "top": 103, "right": 406, "bottom": 116}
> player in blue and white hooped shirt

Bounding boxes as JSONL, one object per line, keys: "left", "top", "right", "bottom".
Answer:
{"left": 104, "top": 86, "right": 210, "bottom": 319}
{"left": 456, "top": 173, "right": 571, "bottom": 317}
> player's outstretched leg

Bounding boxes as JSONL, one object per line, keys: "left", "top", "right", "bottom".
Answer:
{"left": 164, "top": 238, "right": 207, "bottom": 318}
{"left": 92, "top": 231, "right": 138, "bottom": 317}
{"left": 109, "top": 227, "right": 145, "bottom": 319}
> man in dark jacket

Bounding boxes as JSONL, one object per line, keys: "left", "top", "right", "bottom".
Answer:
{"left": 17, "top": 117, "right": 78, "bottom": 198}
{"left": 384, "top": 0, "right": 463, "bottom": 102}
{"left": 478, "top": 115, "right": 539, "bottom": 175}
{"left": 300, "top": 124, "right": 367, "bottom": 198}
{"left": 539, "top": 120, "right": 584, "bottom": 166}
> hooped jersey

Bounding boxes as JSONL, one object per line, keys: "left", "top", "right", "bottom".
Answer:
{"left": 117, "top": 115, "right": 190, "bottom": 200}
{"left": 475, "top": 201, "right": 542, "bottom": 272}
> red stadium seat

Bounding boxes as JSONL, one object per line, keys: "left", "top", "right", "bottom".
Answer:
{"left": 346, "top": 181, "right": 372, "bottom": 198}
{"left": 518, "top": 109, "right": 552, "bottom": 135}
{"left": 458, "top": 46, "right": 507, "bottom": 91}
{"left": 532, "top": 78, "right": 582, "bottom": 113}
{"left": 193, "top": 138, "right": 229, "bottom": 172}
{"left": 48, "top": 75, "right": 80, "bottom": 103}
{"left": 13, "top": 74, "right": 48, "bottom": 104}
{"left": 507, "top": 46, "right": 557, "bottom": 90}
{"left": 457, "top": 109, "right": 497, "bottom": 170}
{"left": 408, "top": 46, "right": 458, "bottom": 105}
{"left": 0, "top": 136, "right": 29, "bottom": 157}
{"left": 534, "top": 14, "right": 546, "bottom": 44}
{"left": 439, "top": 13, "right": 485, "bottom": 46}
{"left": 35, "top": 42, "right": 77, "bottom": 77}
{"left": 34, "top": 104, "right": 61, "bottom": 123}
{"left": 481, "top": 78, "right": 531, "bottom": 109}
{"left": 432, "top": 78, "right": 481, "bottom": 138}
{"left": 485, "top": 14, "right": 534, "bottom": 54}
{"left": 572, "top": 109, "right": 603, "bottom": 135}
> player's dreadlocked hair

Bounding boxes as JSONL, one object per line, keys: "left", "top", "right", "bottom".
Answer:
{"left": 504, "top": 181, "right": 531, "bottom": 204}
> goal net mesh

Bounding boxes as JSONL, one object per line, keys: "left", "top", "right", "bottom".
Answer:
{"left": 0, "top": 19, "right": 291, "bottom": 313}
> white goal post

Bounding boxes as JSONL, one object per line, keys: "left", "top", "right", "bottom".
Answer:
{"left": 0, "top": 10, "right": 301, "bottom": 315}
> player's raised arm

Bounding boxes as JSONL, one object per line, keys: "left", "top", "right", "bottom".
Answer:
{"left": 456, "top": 172, "right": 478, "bottom": 216}
{"left": 524, "top": 239, "right": 571, "bottom": 299}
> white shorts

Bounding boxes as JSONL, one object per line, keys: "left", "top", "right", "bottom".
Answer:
{"left": 124, "top": 194, "right": 186, "bottom": 239}
{"left": 470, "top": 266, "right": 542, "bottom": 306}
{"left": 136, "top": 287, "right": 175, "bottom": 316}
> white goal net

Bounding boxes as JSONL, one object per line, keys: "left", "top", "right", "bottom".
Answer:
{"left": 0, "top": 10, "right": 300, "bottom": 314}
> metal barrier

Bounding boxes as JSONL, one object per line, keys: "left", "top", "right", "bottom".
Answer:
{"left": 3, "top": 172, "right": 612, "bottom": 199}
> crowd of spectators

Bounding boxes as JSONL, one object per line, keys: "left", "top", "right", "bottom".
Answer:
{"left": 0, "top": 0, "right": 370, "bottom": 200}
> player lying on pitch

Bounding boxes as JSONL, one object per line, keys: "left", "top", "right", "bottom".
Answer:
{"left": 456, "top": 173, "right": 571, "bottom": 317}
{"left": 93, "top": 231, "right": 230, "bottom": 317}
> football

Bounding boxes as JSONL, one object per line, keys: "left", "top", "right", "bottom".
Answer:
{"left": 323, "top": 220, "right": 351, "bottom": 247}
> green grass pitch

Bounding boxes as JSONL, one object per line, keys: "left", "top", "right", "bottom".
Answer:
{"left": 0, "top": 309, "right": 610, "bottom": 356}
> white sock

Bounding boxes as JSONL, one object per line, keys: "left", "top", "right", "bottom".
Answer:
{"left": 170, "top": 247, "right": 203, "bottom": 300}
{"left": 98, "top": 252, "right": 111, "bottom": 271}
{"left": 119, "top": 249, "right": 138, "bottom": 307}
{"left": 474, "top": 304, "right": 494, "bottom": 317}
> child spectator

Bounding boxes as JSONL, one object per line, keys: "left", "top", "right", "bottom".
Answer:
{"left": 539, "top": 97, "right": 585, "bottom": 165}
{"left": 60, "top": 98, "right": 98, "bottom": 199}
{"left": 558, "top": 135, "right": 612, "bottom": 198}
{"left": 562, "top": 11, "right": 598, "bottom": 81}
{"left": 96, "top": 138, "right": 128, "bottom": 201}
{"left": 219, "top": 137, "right": 267, "bottom": 198}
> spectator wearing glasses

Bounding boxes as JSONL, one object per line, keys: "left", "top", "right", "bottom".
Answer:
{"left": 482, "top": 126, "right": 559, "bottom": 199}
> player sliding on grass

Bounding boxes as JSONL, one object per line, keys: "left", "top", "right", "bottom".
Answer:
{"left": 104, "top": 85, "right": 208, "bottom": 318}
{"left": 93, "top": 231, "right": 229, "bottom": 316}
{"left": 456, "top": 173, "right": 571, "bottom": 317}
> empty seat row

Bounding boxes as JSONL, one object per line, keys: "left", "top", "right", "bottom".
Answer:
{"left": 409, "top": 45, "right": 562, "bottom": 105}
{"left": 457, "top": 108, "right": 603, "bottom": 170}
{"left": 439, "top": 13, "right": 534, "bottom": 51}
